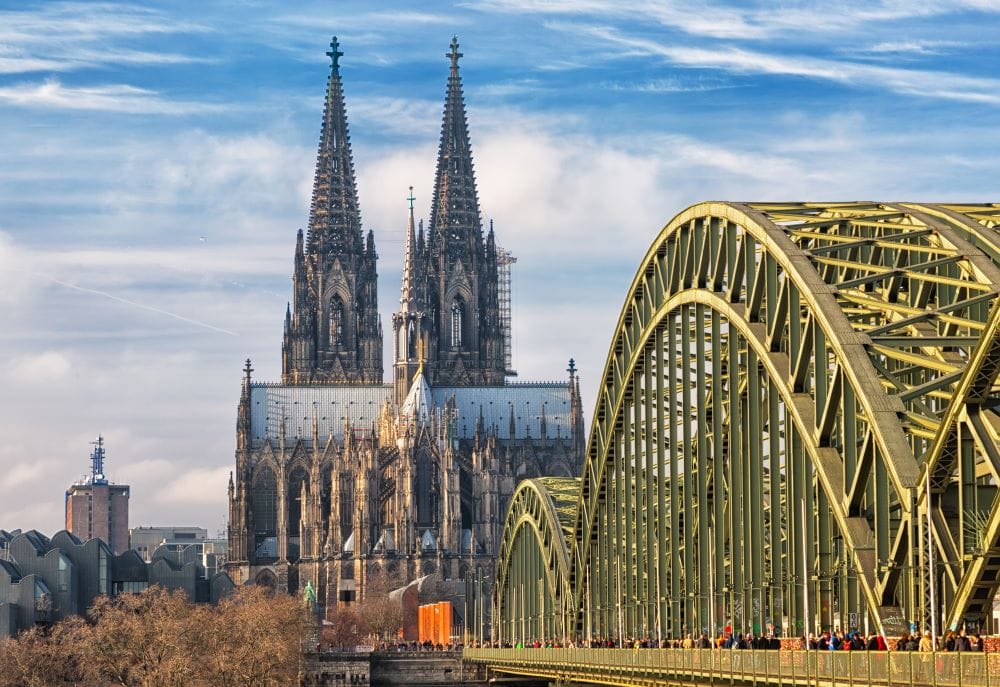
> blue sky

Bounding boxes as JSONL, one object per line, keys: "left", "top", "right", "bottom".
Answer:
{"left": 1, "top": 0, "right": 998, "bottom": 535}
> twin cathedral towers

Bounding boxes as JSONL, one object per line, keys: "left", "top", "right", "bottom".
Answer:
{"left": 227, "top": 37, "right": 584, "bottom": 608}
{"left": 282, "top": 36, "right": 507, "bottom": 397}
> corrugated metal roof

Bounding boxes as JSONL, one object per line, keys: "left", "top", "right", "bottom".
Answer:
{"left": 248, "top": 380, "right": 573, "bottom": 445}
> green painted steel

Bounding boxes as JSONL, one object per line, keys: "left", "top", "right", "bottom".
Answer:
{"left": 465, "top": 647, "right": 999, "bottom": 687}
{"left": 493, "top": 202, "right": 1000, "bottom": 644}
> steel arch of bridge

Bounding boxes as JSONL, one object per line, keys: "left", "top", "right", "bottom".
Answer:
{"left": 494, "top": 202, "right": 1000, "bottom": 642}
{"left": 494, "top": 477, "right": 579, "bottom": 644}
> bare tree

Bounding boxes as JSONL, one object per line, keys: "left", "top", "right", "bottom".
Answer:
{"left": 0, "top": 616, "right": 93, "bottom": 687}
{"left": 360, "top": 594, "right": 403, "bottom": 644}
{"left": 323, "top": 605, "right": 366, "bottom": 649}
{"left": 0, "top": 585, "right": 309, "bottom": 686}
{"left": 199, "top": 584, "right": 307, "bottom": 687}
{"left": 87, "top": 586, "right": 199, "bottom": 687}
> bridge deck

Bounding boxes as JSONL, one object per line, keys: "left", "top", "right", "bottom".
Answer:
{"left": 465, "top": 648, "right": 1000, "bottom": 687}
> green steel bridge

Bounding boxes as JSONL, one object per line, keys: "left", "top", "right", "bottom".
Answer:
{"left": 465, "top": 647, "right": 999, "bottom": 687}
{"left": 472, "top": 202, "right": 1000, "bottom": 684}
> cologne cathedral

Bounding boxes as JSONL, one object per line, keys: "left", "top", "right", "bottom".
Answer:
{"left": 226, "top": 37, "right": 585, "bottom": 611}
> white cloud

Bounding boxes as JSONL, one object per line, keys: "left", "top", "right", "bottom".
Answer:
{"left": 0, "top": 2, "right": 208, "bottom": 74}
{"left": 855, "top": 40, "right": 962, "bottom": 55}
{"left": 154, "top": 466, "right": 232, "bottom": 507}
{"left": 350, "top": 96, "right": 443, "bottom": 137}
{"left": 115, "top": 458, "right": 175, "bottom": 487}
{"left": 472, "top": 0, "right": 1000, "bottom": 40}
{"left": 7, "top": 351, "right": 72, "bottom": 383}
{"left": 274, "top": 9, "right": 465, "bottom": 29}
{"left": 582, "top": 27, "right": 1000, "bottom": 105}
{"left": 0, "top": 53, "right": 65, "bottom": 74}
{"left": 606, "top": 77, "right": 736, "bottom": 93}
{"left": 0, "top": 461, "right": 51, "bottom": 491}
{"left": 469, "top": 0, "right": 767, "bottom": 39}
{"left": 0, "top": 231, "right": 34, "bottom": 306}
{"left": 108, "top": 130, "right": 313, "bottom": 221}
{"left": 0, "top": 79, "right": 227, "bottom": 114}
{"left": 472, "top": 79, "right": 543, "bottom": 98}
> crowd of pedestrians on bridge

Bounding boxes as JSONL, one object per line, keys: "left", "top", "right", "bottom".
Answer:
{"left": 803, "top": 628, "right": 982, "bottom": 652}
{"left": 473, "top": 626, "right": 986, "bottom": 652}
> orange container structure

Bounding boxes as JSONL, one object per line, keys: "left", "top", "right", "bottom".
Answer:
{"left": 418, "top": 601, "right": 452, "bottom": 645}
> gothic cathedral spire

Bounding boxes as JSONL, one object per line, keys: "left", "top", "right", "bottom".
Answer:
{"left": 393, "top": 187, "right": 428, "bottom": 403}
{"left": 282, "top": 37, "right": 383, "bottom": 384}
{"left": 410, "top": 36, "right": 504, "bottom": 388}
{"left": 308, "top": 36, "right": 362, "bottom": 255}
{"left": 429, "top": 37, "right": 482, "bottom": 264}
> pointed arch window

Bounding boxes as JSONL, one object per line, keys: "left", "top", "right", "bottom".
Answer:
{"left": 330, "top": 296, "right": 345, "bottom": 348}
{"left": 451, "top": 298, "right": 464, "bottom": 348}
{"left": 407, "top": 320, "right": 417, "bottom": 359}
{"left": 287, "top": 466, "right": 309, "bottom": 561}
{"left": 251, "top": 468, "right": 278, "bottom": 551}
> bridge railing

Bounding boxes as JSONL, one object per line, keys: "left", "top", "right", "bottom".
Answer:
{"left": 464, "top": 648, "right": 1000, "bottom": 687}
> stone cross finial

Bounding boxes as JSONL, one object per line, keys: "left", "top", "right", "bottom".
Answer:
{"left": 407, "top": 186, "right": 416, "bottom": 212}
{"left": 448, "top": 36, "right": 462, "bottom": 68}
{"left": 326, "top": 36, "right": 344, "bottom": 70}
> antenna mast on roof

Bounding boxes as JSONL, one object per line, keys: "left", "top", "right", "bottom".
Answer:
{"left": 90, "top": 435, "right": 108, "bottom": 485}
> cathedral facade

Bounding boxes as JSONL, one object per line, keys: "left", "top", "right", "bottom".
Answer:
{"left": 226, "top": 37, "right": 584, "bottom": 612}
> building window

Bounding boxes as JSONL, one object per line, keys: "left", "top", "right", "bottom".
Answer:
{"left": 407, "top": 320, "right": 417, "bottom": 360}
{"left": 451, "top": 299, "right": 464, "bottom": 348}
{"left": 287, "top": 467, "right": 309, "bottom": 548}
{"left": 252, "top": 468, "right": 278, "bottom": 547}
{"left": 99, "top": 546, "right": 109, "bottom": 595}
{"left": 58, "top": 554, "right": 70, "bottom": 592}
{"left": 330, "top": 296, "right": 345, "bottom": 348}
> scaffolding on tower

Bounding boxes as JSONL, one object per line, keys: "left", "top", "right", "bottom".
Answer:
{"left": 497, "top": 245, "right": 517, "bottom": 376}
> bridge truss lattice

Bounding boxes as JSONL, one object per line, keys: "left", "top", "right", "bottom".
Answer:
{"left": 494, "top": 202, "right": 1000, "bottom": 642}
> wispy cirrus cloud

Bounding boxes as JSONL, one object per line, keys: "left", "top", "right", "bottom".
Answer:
{"left": 605, "top": 76, "right": 737, "bottom": 93}
{"left": 349, "top": 96, "right": 443, "bottom": 137}
{"left": 0, "top": 2, "right": 209, "bottom": 74}
{"left": 467, "top": 0, "right": 766, "bottom": 39}
{"left": 0, "top": 79, "right": 228, "bottom": 114}
{"left": 471, "top": 0, "right": 1000, "bottom": 40}
{"left": 274, "top": 9, "right": 466, "bottom": 29}
{"left": 579, "top": 26, "right": 1000, "bottom": 105}
{"left": 0, "top": 52, "right": 65, "bottom": 74}
{"left": 851, "top": 40, "right": 964, "bottom": 56}
{"left": 472, "top": 78, "right": 543, "bottom": 98}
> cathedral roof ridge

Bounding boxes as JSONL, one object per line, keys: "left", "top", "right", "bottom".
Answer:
{"left": 505, "top": 379, "right": 571, "bottom": 387}
{"left": 250, "top": 381, "right": 393, "bottom": 389}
